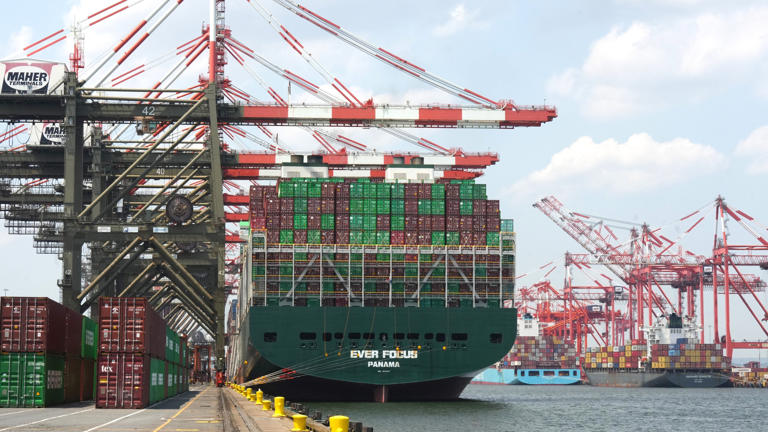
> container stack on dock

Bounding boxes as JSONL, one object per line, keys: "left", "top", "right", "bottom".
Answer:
{"left": 583, "top": 342, "right": 730, "bottom": 371}
{"left": 248, "top": 178, "right": 514, "bottom": 308}
{"left": 0, "top": 297, "right": 96, "bottom": 407}
{"left": 503, "top": 335, "right": 580, "bottom": 369}
{"left": 96, "top": 297, "right": 187, "bottom": 409}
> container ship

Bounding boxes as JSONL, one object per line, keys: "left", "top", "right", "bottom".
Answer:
{"left": 472, "top": 314, "right": 580, "bottom": 385}
{"left": 584, "top": 314, "right": 731, "bottom": 388}
{"left": 228, "top": 164, "right": 517, "bottom": 402}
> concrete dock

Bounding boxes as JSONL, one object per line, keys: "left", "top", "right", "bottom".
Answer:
{"left": 0, "top": 384, "right": 329, "bottom": 432}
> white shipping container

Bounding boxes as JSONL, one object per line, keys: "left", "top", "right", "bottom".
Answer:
{"left": 0, "top": 59, "right": 67, "bottom": 95}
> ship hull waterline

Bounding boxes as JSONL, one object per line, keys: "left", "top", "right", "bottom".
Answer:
{"left": 233, "top": 305, "right": 517, "bottom": 402}
{"left": 585, "top": 370, "right": 731, "bottom": 388}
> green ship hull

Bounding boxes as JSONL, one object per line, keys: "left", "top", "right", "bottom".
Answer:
{"left": 234, "top": 305, "right": 516, "bottom": 401}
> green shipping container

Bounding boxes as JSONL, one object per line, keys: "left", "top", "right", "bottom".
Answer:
{"left": 376, "top": 231, "right": 390, "bottom": 244}
{"left": 166, "top": 328, "right": 180, "bottom": 365}
{"left": 350, "top": 214, "right": 363, "bottom": 230}
{"left": 81, "top": 316, "right": 98, "bottom": 360}
{"left": 294, "top": 198, "right": 308, "bottom": 213}
{"left": 166, "top": 362, "right": 177, "bottom": 397}
{"left": 295, "top": 183, "right": 308, "bottom": 197}
{"left": 150, "top": 358, "right": 165, "bottom": 404}
{"left": 278, "top": 182, "right": 294, "bottom": 197}
{"left": 431, "top": 231, "right": 445, "bottom": 245}
{"left": 473, "top": 184, "right": 487, "bottom": 199}
{"left": 431, "top": 184, "right": 445, "bottom": 198}
{"left": 294, "top": 214, "right": 308, "bottom": 229}
{"left": 418, "top": 199, "right": 432, "bottom": 214}
{"left": 350, "top": 231, "right": 363, "bottom": 244}
{"left": 364, "top": 183, "right": 376, "bottom": 197}
{"left": 486, "top": 232, "right": 500, "bottom": 246}
{"left": 460, "top": 200, "right": 474, "bottom": 215}
{"left": 391, "top": 215, "right": 405, "bottom": 231}
{"left": 280, "top": 230, "right": 294, "bottom": 244}
{"left": 0, "top": 353, "right": 66, "bottom": 407}
{"left": 391, "top": 199, "right": 405, "bottom": 214}
{"left": 431, "top": 200, "right": 445, "bottom": 215}
{"left": 377, "top": 199, "right": 390, "bottom": 214}
{"left": 363, "top": 215, "right": 377, "bottom": 231}
{"left": 350, "top": 183, "right": 364, "bottom": 198}
{"left": 364, "top": 200, "right": 377, "bottom": 214}
{"left": 446, "top": 231, "right": 460, "bottom": 245}
{"left": 376, "top": 183, "right": 391, "bottom": 198}
{"left": 460, "top": 183, "right": 474, "bottom": 199}
{"left": 363, "top": 231, "right": 376, "bottom": 245}
{"left": 308, "top": 183, "right": 322, "bottom": 198}
{"left": 350, "top": 200, "right": 363, "bottom": 213}
{"left": 391, "top": 184, "right": 405, "bottom": 199}
{"left": 321, "top": 214, "right": 335, "bottom": 230}
{"left": 308, "top": 230, "right": 321, "bottom": 244}
{"left": 501, "top": 219, "right": 515, "bottom": 232}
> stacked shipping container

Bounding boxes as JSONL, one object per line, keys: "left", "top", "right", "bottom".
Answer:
{"left": 501, "top": 335, "right": 580, "bottom": 369}
{"left": 96, "top": 298, "right": 188, "bottom": 409}
{"left": 583, "top": 342, "right": 730, "bottom": 370}
{"left": 0, "top": 297, "right": 96, "bottom": 407}
{"left": 251, "top": 178, "right": 502, "bottom": 247}
{"left": 249, "top": 178, "right": 516, "bottom": 308}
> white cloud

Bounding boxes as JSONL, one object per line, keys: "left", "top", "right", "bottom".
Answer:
{"left": 736, "top": 125, "right": 768, "bottom": 174}
{"left": 548, "top": 6, "right": 768, "bottom": 118}
{"left": 432, "top": 4, "right": 486, "bottom": 37}
{"left": 510, "top": 133, "right": 725, "bottom": 196}
{"left": 3, "top": 26, "right": 32, "bottom": 59}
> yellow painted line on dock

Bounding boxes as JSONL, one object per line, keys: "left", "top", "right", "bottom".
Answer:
{"left": 152, "top": 388, "right": 211, "bottom": 432}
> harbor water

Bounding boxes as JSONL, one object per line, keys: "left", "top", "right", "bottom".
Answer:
{"left": 309, "top": 384, "right": 766, "bottom": 431}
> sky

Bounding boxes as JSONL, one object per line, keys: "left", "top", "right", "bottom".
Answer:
{"left": 0, "top": 0, "right": 767, "bottom": 352}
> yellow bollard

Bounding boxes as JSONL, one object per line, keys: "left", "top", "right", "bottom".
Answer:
{"left": 246, "top": 388, "right": 252, "bottom": 401}
{"left": 329, "top": 416, "right": 349, "bottom": 432}
{"left": 291, "top": 414, "right": 308, "bottom": 431}
{"left": 262, "top": 399, "right": 272, "bottom": 411}
{"left": 254, "top": 389, "right": 263, "bottom": 405}
{"left": 272, "top": 396, "right": 286, "bottom": 417}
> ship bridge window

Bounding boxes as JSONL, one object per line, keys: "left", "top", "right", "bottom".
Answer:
{"left": 451, "top": 333, "right": 468, "bottom": 341}
{"left": 424, "top": 333, "right": 434, "bottom": 340}
{"left": 490, "top": 333, "right": 503, "bottom": 344}
{"left": 394, "top": 333, "right": 405, "bottom": 340}
{"left": 323, "top": 332, "right": 332, "bottom": 342}
{"left": 544, "top": 370, "right": 555, "bottom": 377}
{"left": 436, "top": 333, "right": 446, "bottom": 342}
{"left": 407, "top": 333, "right": 419, "bottom": 340}
{"left": 300, "top": 332, "right": 317, "bottom": 340}
{"left": 559, "top": 371, "right": 570, "bottom": 377}
{"left": 264, "top": 332, "right": 277, "bottom": 342}
{"left": 528, "top": 370, "right": 540, "bottom": 377}
{"left": 348, "top": 332, "right": 361, "bottom": 339}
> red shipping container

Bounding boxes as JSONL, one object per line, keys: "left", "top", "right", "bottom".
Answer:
{"left": 335, "top": 183, "right": 350, "bottom": 198}
{"left": 405, "top": 215, "right": 419, "bottom": 231}
{"left": 446, "top": 217, "right": 460, "bottom": 231}
{"left": 335, "top": 199, "right": 350, "bottom": 214}
{"left": 391, "top": 231, "right": 405, "bottom": 245}
{"left": 335, "top": 230, "right": 349, "bottom": 244}
{"left": 432, "top": 215, "right": 445, "bottom": 230}
{"left": 446, "top": 184, "right": 460, "bottom": 199}
{"left": 307, "top": 198, "right": 321, "bottom": 213}
{"left": 321, "top": 183, "right": 336, "bottom": 198}
{"left": 460, "top": 216, "right": 473, "bottom": 231}
{"left": 294, "top": 230, "right": 308, "bottom": 243}
{"left": 1, "top": 296, "right": 82, "bottom": 355}
{"left": 404, "top": 184, "right": 419, "bottom": 198}
{"left": 460, "top": 230, "right": 474, "bottom": 245}
{"left": 404, "top": 200, "right": 418, "bottom": 215}
{"left": 473, "top": 200, "right": 487, "bottom": 215}
{"left": 322, "top": 230, "right": 335, "bottom": 244}
{"left": 96, "top": 353, "right": 150, "bottom": 409}
{"left": 265, "top": 197, "right": 280, "bottom": 213}
{"left": 266, "top": 216, "right": 280, "bottom": 230}
{"left": 307, "top": 214, "right": 321, "bottom": 229}
{"left": 377, "top": 215, "right": 390, "bottom": 230}
{"left": 280, "top": 198, "right": 293, "bottom": 213}
{"left": 98, "top": 297, "right": 165, "bottom": 358}
{"left": 418, "top": 231, "right": 431, "bottom": 245}
{"left": 405, "top": 231, "right": 419, "bottom": 245}
{"left": 446, "top": 200, "right": 460, "bottom": 215}
{"left": 335, "top": 214, "right": 350, "bottom": 230}
{"left": 473, "top": 215, "right": 487, "bottom": 231}
{"left": 487, "top": 200, "right": 500, "bottom": 214}
{"left": 266, "top": 230, "right": 280, "bottom": 243}
{"left": 418, "top": 184, "right": 431, "bottom": 199}
{"left": 251, "top": 217, "right": 266, "bottom": 230}
{"left": 487, "top": 216, "right": 501, "bottom": 231}
{"left": 321, "top": 198, "right": 335, "bottom": 213}
{"left": 280, "top": 213, "right": 293, "bottom": 229}
{"left": 418, "top": 215, "right": 432, "bottom": 231}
